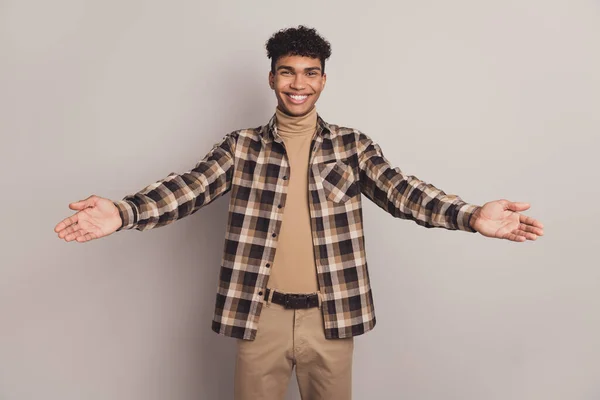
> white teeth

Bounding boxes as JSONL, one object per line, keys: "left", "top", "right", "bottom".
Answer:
{"left": 289, "top": 94, "right": 308, "bottom": 100}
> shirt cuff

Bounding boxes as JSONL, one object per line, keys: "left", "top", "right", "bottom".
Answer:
{"left": 457, "top": 203, "right": 480, "bottom": 233}
{"left": 113, "top": 200, "right": 138, "bottom": 231}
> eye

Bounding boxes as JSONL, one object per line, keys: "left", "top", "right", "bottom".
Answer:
{"left": 281, "top": 71, "right": 292, "bottom": 76}
{"left": 307, "top": 72, "right": 318, "bottom": 77}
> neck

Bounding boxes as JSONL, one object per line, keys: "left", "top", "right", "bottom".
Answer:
{"left": 276, "top": 106, "right": 317, "bottom": 135}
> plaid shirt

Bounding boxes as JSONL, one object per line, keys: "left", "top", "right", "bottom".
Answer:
{"left": 114, "top": 113, "right": 480, "bottom": 340}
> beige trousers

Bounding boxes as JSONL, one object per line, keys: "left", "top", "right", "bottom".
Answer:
{"left": 234, "top": 291, "right": 354, "bottom": 400}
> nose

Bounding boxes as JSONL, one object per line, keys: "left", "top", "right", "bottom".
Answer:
{"left": 290, "top": 74, "right": 305, "bottom": 90}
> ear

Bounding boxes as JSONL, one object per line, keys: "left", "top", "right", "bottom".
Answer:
{"left": 268, "top": 71, "right": 275, "bottom": 90}
{"left": 322, "top": 72, "right": 327, "bottom": 89}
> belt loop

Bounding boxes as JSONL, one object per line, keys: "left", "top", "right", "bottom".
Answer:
{"left": 317, "top": 291, "right": 323, "bottom": 309}
{"left": 266, "top": 288, "right": 274, "bottom": 304}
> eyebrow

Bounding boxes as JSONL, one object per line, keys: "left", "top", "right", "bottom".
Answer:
{"left": 277, "top": 65, "right": 322, "bottom": 72}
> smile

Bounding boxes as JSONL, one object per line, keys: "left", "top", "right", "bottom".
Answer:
{"left": 286, "top": 93, "right": 310, "bottom": 104}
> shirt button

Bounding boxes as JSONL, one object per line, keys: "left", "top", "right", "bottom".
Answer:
{"left": 259, "top": 291, "right": 263, "bottom": 296}
{"left": 266, "top": 263, "right": 271, "bottom": 268}
{"left": 272, "top": 233, "right": 277, "bottom": 237}
{"left": 277, "top": 204, "right": 282, "bottom": 209}
{"left": 283, "top": 175, "right": 288, "bottom": 180}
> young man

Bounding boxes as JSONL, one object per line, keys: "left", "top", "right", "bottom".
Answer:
{"left": 54, "top": 26, "right": 544, "bottom": 400}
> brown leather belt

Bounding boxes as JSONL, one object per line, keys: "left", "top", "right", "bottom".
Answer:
{"left": 263, "top": 288, "right": 319, "bottom": 309}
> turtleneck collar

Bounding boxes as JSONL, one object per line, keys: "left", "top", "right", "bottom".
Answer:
{"left": 275, "top": 106, "right": 317, "bottom": 137}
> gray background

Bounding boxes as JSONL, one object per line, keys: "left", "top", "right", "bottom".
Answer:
{"left": 1, "top": 0, "right": 599, "bottom": 399}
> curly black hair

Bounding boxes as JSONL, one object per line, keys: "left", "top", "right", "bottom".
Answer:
{"left": 265, "top": 25, "right": 332, "bottom": 73}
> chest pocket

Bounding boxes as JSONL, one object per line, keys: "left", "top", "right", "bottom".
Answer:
{"left": 319, "top": 160, "right": 359, "bottom": 203}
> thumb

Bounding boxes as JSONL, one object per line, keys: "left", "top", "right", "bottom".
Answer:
{"left": 506, "top": 201, "right": 530, "bottom": 212}
{"left": 69, "top": 195, "right": 96, "bottom": 210}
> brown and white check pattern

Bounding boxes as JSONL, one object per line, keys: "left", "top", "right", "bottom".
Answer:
{"left": 114, "top": 114, "right": 480, "bottom": 340}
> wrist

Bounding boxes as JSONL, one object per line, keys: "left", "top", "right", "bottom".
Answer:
{"left": 469, "top": 206, "right": 482, "bottom": 232}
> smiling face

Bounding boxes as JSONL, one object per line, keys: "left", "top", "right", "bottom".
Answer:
{"left": 269, "top": 54, "right": 327, "bottom": 117}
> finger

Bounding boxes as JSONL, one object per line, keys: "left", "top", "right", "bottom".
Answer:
{"left": 507, "top": 202, "right": 530, "bottom": 212}
{"left": 69, "top": 195, "right": 95, "bottom": 210}
{"left": 76, "top": 232, "right": 97, "bottom": 243}
{"left": 54, "top": 214, "right": 79, "bottom": 233}
{"left": 514, "top": 229, "right": 537, "bottom": 241}
{"left": 65, "top": 229, "right": 85, "bottom": 242}
{"left": 519, "top": 223, "right": 544, "bottom": 237}
{"left": 519, "top": 214, "right": 544, "bottom": 229}
{"left": 58, "top": 223, "right": 81, "bottom": 239}
{"left": 505, "top": 232, "right": 527, "bottom": 242}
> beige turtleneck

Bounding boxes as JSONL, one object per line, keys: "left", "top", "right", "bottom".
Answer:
{"left": 268, "top": 106, "right": 319, "bottom": 294}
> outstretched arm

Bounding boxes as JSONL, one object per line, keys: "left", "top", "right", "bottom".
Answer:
{"left": 54, "top": 133, "right": 236, "bottom": 243}
{"left": 114, "top": 133, "right": 236, "bottom": 232}
{"left": 357, "top": 132, "right": 479, "bottom": 232}
{"left": 357, "top": 132, "right": 544, "bottom": 242}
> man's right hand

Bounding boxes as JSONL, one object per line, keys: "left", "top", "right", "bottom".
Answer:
{"left": 54, "top": 195, "right": 123, "bottom": 243}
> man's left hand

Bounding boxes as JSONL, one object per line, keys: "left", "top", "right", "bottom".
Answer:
{"left": 469, "top": 200, "right": 544, "bottom": 242}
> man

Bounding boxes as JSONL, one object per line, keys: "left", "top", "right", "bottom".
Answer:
{"left": 54, "top": 26, "right": 544, "bottom": 400}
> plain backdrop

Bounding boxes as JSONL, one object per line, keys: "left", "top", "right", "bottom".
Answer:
{"left": 1, "top": 1, "right": 599, "bottom": 399}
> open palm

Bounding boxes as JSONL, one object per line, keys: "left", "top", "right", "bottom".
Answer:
{"left": 470, "top": 199, "right": 544, "bottom": 242}
{"left": 54, "top": 195, "right": 122, "bottom": 243}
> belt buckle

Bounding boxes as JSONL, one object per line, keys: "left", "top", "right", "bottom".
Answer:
{"left": 284, "top": 294, "right": 309, "bottom": 309}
